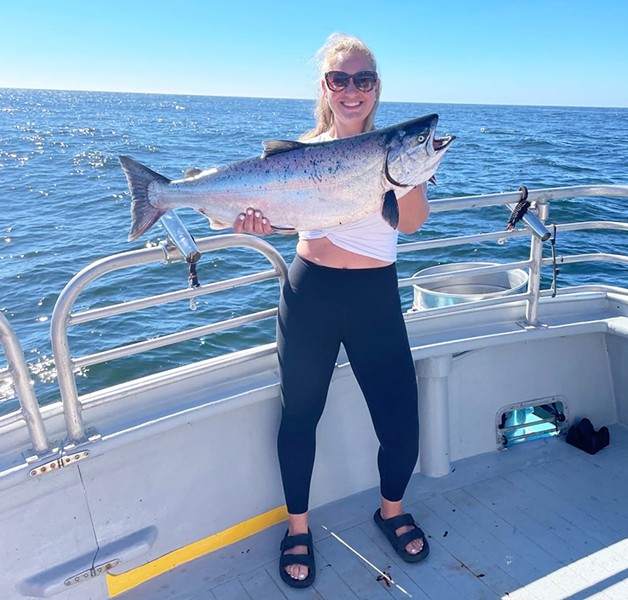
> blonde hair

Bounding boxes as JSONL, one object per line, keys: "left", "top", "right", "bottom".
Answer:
{"left": 300, "top": 33, "right": 380, "bottom": 140}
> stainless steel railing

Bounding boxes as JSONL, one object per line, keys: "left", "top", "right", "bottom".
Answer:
{"left": 5, "top": 184, "right": 628, "bottom": 450}
{"left": 400, "top": 184, "right": 628, "bottom": 323}
{"left": 0, "top": 313, "right": 50, "bottom": 454}
{"left": 50, "top": 233, "right": 288, "bottom": 443}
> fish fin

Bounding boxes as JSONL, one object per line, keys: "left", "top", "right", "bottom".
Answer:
{"left": 271, "top": 225, "right": 298, "bottom": 235}
{"left": 208, "top": 218, "right": 231, "bottom": 230}
{"left": 184, "top": 166, "right": 218, "bottom": 179}
{"left": 119, "top": 155, "right": 171, "bottom": 241}
{"left": 261, "top": 139, "right": 308, "bottom": 158}
{"left": 382, "top": 190, "right": 400, "bottom": 230}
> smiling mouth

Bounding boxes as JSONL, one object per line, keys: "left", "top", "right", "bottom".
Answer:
{"left": 341, "top": 101, "right": 362, "bottom": 108}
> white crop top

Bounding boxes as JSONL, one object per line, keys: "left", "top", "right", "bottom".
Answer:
{"left": 298, "top": 132, "right": 416, "bottom": 263}
{"left": 299, "top": 211, "right": 400, "bottom": 263}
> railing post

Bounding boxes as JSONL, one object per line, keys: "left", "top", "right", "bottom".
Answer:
{"left": 0, "top": 313, "right": 50, "bottom": 454}
{"left": 51, "top": 280, "right": 88, "bottom": 444}
{"left": 525, "top": 201, "right": 549, "bottom": 326}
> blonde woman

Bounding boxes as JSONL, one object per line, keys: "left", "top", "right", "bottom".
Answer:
{"left": 234, "top": 33, "right": 430, "bottom": 588}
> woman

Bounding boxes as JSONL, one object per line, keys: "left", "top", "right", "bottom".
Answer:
{"left": 234, "top": 33, "right": 430, "bottom": 588}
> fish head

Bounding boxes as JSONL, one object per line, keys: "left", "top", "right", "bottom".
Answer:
{"left": 384, "top": 114, "right": 455, "bottom": 188}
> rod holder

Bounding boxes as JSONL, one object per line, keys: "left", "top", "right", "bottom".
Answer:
{"left": 506, "top": 203, "right": 551, "bottom": 241}
{"left": 159, "top": 212, "right": 201, "bottom": 263}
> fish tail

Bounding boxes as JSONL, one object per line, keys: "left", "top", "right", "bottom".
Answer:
{"left": 119, "top": 155, "right": 170, "bottom": 241}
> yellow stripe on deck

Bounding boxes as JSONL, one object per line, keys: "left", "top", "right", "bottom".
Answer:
{"left": 106, "top": 505, "right": 288, "bottom": 597}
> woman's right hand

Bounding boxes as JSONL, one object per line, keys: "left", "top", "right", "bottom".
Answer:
{"left": 233, "top": 207, "right": 273, "bottom": 235}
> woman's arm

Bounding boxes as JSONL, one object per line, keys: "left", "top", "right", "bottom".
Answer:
{"left": 396, "top": 183, "right": 430, "bottom": 235}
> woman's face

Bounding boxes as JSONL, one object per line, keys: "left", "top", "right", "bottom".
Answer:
{"left": 323, "top": 50, "right": 379, "bottom": 138}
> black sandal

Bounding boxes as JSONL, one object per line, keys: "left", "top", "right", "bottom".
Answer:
{"left": 373, "top": 509, "right": 430, "bottom": 563}
{"left": 279, "top": 528, "right": 316, "bottom": 588}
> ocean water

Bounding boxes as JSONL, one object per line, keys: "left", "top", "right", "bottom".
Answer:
{"left": 1, "top": 89, "right": 627, "bottom": 411}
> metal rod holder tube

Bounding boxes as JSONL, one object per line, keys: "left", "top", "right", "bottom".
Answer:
{"left": 159, "top": 211, "right": 201, "bottom": 263}
{"left": 505, "top": 203, "right": 551, "bottom": 241}
{"left": 525, "top": 203, "right": 550, "bottom": 325}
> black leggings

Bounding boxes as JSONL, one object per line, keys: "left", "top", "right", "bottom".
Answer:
{"left": 277, "top": 255, "right": 419, "bottom": 515}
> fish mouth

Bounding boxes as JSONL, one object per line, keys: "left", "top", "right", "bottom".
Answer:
{"left": 433, "top": 135, "right": 455, "bottom": 152}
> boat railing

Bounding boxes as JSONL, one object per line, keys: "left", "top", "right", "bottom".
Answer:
{"left": 400, "top": 184, "right": 628, "bottom": 323}
{"left": 6, "top": 184, "right": 628, "bottom": 452}
{"left": 0, "top": 312, "right": 50, "bottom": 454}
{"left": 50, "top": 233, "right": 288, "bottom": 444}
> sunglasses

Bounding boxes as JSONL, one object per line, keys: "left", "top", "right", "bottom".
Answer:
{"left": 324, "top": 70, "right": 378, "bottom": 93}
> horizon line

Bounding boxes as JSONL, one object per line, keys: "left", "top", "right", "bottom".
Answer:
{"left": 1, "top": 86, "right": 627, "bottom": 111}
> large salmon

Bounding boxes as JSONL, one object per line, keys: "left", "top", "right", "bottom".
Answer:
{"left": 119, "top": 113, "right": 454, "bottom": 241}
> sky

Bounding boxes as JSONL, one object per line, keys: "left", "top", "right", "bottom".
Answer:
{"left": 1, "top": 0, "right": 627, "bottom": 108}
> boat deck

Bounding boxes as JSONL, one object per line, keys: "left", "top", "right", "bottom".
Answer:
{"left": 122, "top": 426, "right": 628, "bottom": 600}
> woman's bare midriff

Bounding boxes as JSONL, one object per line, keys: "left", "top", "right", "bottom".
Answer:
{"left": 296, "top": 237, "right": 392, "bottom": 269}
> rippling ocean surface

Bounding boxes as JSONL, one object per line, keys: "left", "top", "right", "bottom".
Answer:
{"left": 1, "top": 89, "right": 627, "bottom": 411}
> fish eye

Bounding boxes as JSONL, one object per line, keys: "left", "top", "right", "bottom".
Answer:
{"left": 417, "top": 135, "right": 425, "bottom": 143}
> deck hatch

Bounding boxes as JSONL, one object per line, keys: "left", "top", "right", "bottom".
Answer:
{"left": 497, "top": 396, "right": 568, "bottom": 448}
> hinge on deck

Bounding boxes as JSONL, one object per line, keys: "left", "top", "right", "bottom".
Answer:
{"left": 29, "top": 450, "right": 90, "bottom": 477}
{"left": 27, "top": 428, "right": 100, "bottom": 476}
{"left": 64, "top": 559, "right": 120, "bottom": 587}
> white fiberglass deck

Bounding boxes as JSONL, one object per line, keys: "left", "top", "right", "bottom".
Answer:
{"left": 120, "top": 426, "right": 628, "bottom": 600}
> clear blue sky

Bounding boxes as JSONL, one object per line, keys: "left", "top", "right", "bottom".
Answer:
{"left": 2, "top": 0, "right": 627, "bottom": 107}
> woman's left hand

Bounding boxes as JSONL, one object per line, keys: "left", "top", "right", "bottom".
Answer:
{"left": 233, "top": 207, "right": 273, "bottom": 235}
